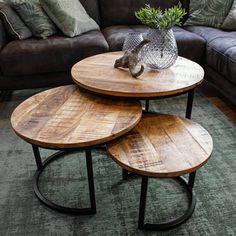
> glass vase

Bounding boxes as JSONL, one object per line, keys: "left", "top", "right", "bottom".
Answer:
{"left": 122, "top": 32, "right": 144, "bottom": 52}
{"left": 142, "top": 28, "right": 178, "bottom": 70}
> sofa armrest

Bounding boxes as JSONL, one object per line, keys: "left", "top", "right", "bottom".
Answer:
{"left": 0, "top": 19, "right": 7, "bottom": 50}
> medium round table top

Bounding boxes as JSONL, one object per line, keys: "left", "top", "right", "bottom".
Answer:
{"left": 72, "top": 52, "right": 204, "bottom": 98}
{"left": 11, "top": 85, "right": 142, "bottom": 149}
{"left": 107, "top": 114, "right": 213, "bottom": 177}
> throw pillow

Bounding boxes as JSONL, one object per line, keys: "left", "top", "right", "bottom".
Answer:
{"left": 184, "top": 0, "right": 234, "bottom": 28}
{"left": 221, "top": 0, "right": 236, "bottom": 30}
{"left": 8, "top": 0, "right": 57, "bottom": 39}
{"left": 40, "top": 0, "right": 99, "bottom": 37}
{"left": 0, "top": 2, "right": 32, "bottom": 39}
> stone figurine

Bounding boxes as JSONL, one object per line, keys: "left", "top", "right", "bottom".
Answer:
{"left": 114, "top": 39, "right": 150, "bottom": 78}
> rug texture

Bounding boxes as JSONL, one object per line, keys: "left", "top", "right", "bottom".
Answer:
{"left": 0, "top": 89, "right": 235, "bottom": 236}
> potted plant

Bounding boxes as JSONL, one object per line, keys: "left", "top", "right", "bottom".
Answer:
{"left": 135, "top": 5, "right": 186, "bottom": 69}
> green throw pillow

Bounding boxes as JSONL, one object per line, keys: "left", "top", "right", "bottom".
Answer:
{"left": 221, "top": 0, "right": 236, "bottom": 30}
{"left": 40, "top": 0, "right": 99, "bottom": 37}
{"left": 8, "top": 0, "right": 57, "bottom": 39}
{"left": 185, "top": 0, "right": 234, "bottom": 28}
{"left": 0, "top": 2, "right": 32, "bottom": 39}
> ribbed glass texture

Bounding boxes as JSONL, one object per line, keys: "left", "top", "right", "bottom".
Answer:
{"left": 122, "top": 32, "right": 144, "bottom": 52}
{"left": 142, "top": 29, "right": 178, "bottom": 70}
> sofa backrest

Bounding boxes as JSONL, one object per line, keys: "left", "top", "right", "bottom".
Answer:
{"left": 180, "top": 0, "right": 190, "bottom": 22}
{"left": 180, "top": 0, "right": 189, "bottom": 11}
{"left": 80, "top": 0, "right": 101, "bottom": 25}
{"left": 99, "top": 0, "right": 182, "bottom": 28}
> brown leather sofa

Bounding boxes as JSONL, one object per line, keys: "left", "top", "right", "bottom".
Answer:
{"left": 0, "top": 0, "right": 235, "bottom": 105}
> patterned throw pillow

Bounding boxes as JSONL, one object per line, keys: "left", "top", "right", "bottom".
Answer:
{"left": 221, "top": 0, "right": 236, "bottom": 30}
{"left": 8, "top": 0, "right": 57, "bottom": 39}
{"left": 40, "top": 0, "right": 99, "bottom": 37}
{"left": 185, "top": 0, "right": 234, "bottom": 28}
{"left": 0, "top": 2, "right": 32, "bottom": 39}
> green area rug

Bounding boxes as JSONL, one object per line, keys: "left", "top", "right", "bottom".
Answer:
{"left": 0, "top": 89, "right": 235, "bottom": 236}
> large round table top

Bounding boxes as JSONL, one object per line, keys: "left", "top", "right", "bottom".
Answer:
{"left": 11, "top": 85, "right": 142, "bottom": 149}
{"left": 107, "top": 114, "right": 213, "bottom": 177}
{"left": 72, "top": 52, "right": 204, "bottom": 98}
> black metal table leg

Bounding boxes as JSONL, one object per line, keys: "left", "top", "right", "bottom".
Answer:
{"left": 186, "top": 89, "right": 195, "bottom": 119}
{"left": 138, "top": 176, "right": 197, "bottom": 231}
{"left": 32, "top": 145, "right": 43, "bottom": 170}
{"left": 122, "top": 169, "right": 137, "bottom": 180}
{"left": 188, "top": 171, "right": 196, "bottom": 189}
{"left": 122, "top": 169, "right": 129, "bottom": 180}
{"left": 33, "top": 146, "right": 97, "bottom": 215}
{"left": 86, "top": 149, "right": 96, "bottom": 214}
{"left": 138, "top": 176, "right": 148, "bottom": 229}
{"left": 145, "top": 100, "right": 150, "bottom": 112}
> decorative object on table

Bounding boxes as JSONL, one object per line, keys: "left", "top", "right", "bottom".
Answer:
{"left": 135, "top": 5, "right": 186, "bottom": 70}
{"left": 114, "top": 39, "right": 150, "bottom": 78}
{"left": 122, "top": 32, "right": 144, "bottom": 61}
{"left": 122, "top": 32, "right": 144, "bottom": 51}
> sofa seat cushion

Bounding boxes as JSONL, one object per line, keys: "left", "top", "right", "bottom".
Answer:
{"left": 185, "top": 26, "right": 236, "bottom": 85}
{"left": 102, "top": 25, "right": 206, "bottom": 63}
{"left": 0, "top": 30, "right": 109, "bottom": 76}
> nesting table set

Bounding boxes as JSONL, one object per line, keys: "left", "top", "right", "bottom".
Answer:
{"left": 11, "top": 52, "right": 213, "bottom": 231}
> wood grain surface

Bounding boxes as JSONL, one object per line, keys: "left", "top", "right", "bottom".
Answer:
{"left": 11, "top": 85, "right": 142, "bottom": 149}
{"left": 72, "top": 52, "right": 204, "bottom": 98}
{"left": 108, "top": 114, "right": 213, "bottom": 177}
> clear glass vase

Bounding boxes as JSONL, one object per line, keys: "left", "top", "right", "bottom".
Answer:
{"left": 122, "top": 32, "right": 144, "bottom": 52}
{"left": 142, "top": 28, "right": 178, "bottom": 70}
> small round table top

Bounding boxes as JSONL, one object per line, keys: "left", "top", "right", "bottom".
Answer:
{"left": 107, "top": 114, "right": 213, "bottom": 177}
{"left": 11, "top": 85, "right": 142, "bottom": 149}
{"left": 72, "top": 52, "right": 204, "bottom": 98}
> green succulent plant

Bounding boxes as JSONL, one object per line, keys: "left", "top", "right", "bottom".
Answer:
{"left": 135, "top": 5, "right": 186, "bottom": 29}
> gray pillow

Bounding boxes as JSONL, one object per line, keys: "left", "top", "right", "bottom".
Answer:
{"left": 185, "top": 0, "right": 233, "bottom": 28}
{"left": 40, "top": 0, "right": 99, "bottom": 37}
{"left": 221, "top": 0, "right": 236, "bottom": 30}
{"left": 8, "top": 0, "right": 57, "bottom": 39}
{"left": 0, "top": 2, "right": 32, "bottom": 39}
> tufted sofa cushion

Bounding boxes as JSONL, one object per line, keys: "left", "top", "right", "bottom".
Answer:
{"left": 185, "top": 26, "right": 236, "bottom": 85}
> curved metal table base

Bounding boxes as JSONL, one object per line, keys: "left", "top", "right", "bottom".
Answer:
{"left": 33, "top": 147, "right": 96, "bottom": 215}
{"left": 138, "top": 174, "right": 196, "bottom": 231}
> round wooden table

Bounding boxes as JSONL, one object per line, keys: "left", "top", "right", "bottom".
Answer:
{"left": 11, "top": 85, "right": 142, "bottom": 215}
{"left": 72, "top": 51, "right": 205, "bottom": 179}
{"left": 71, "top": 51, "right": 204, "bottom": 99}
{"left": 108, "top": 114, "right": 213, "bottom": 230}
